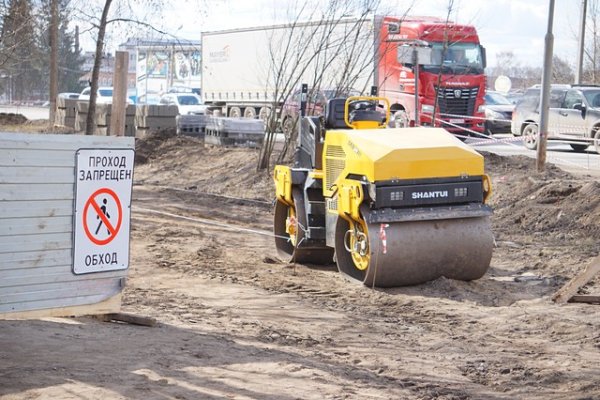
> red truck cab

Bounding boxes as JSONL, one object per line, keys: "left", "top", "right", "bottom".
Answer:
{"left": 377, "top": 16, "right": 487, "bottom": 135}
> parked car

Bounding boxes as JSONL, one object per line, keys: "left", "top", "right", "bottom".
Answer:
{"left": 159, "top": 93, "right": 208, "bottom": 115}
{"left": 511, "top": 85, "right": 568, "bottom": 147}
{"left": 137, "top": 92, "right": 162, "bottom": 105}
{"left": 58, "top": 92, "right": 80, "bottom": 100}
{"left": 280, "top": 87, "right": 361, "bottom": 136}
{"left": 127, "top": 88, "right": 137, "bottom": 104}
{"left": 483, "top": 91, "right": 515, "bottom": 134}
{"left": 79, "top": 87, "right": 133, "bottom": 105}
{"left": 510, "top": 84, "right": 600, "bottom": 153}
{"left": 505, "top": 91, "right": 524, "bottom": 105}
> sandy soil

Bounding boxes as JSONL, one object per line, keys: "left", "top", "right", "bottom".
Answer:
{"left": 2, "top": 130, "right": 600, "bottom": 399}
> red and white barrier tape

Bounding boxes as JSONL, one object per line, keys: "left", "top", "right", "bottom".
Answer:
{"left": 379, "top": 223, "right": 389, "bottom": 255}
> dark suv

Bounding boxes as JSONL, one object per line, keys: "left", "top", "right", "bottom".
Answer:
{"left": 511, "top": 84, "right": 600, "bottom": 153}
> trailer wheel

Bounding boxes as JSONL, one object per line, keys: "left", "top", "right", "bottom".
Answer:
{"left": 592, "top": 126, "right": 600, "bottom": 154}
{"left": 282, "top": 117, "right": 296, "bottom": 139}
{"left": 259, "top": 107, "right": 271, "bottom": 123}
{"left": 244, "top": 107, "right": 257, "bottom": 119}
{"left": 229, "top": 107, "right": 241, "bottom": 118}
{"left": 391, "top": 110, "right": 409, "bottom": 128}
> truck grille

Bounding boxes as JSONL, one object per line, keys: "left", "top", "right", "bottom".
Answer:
{"left": 436, "top": 86, "right": 479, "bottom": 117}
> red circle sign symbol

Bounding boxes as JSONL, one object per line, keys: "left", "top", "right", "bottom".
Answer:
{"left": 83, "top": 188, "right": 123, "bottom": 245}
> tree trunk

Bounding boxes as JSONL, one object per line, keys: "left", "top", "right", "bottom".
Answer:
{"left": 85, "top": 0, "right": 113, "bottom": 135}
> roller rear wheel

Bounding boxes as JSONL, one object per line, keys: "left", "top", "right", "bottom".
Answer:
{"left": 273, "top": 188, "right": 333, "bottom": 264}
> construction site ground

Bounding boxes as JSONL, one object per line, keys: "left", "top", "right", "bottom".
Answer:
{"left": 2, "top": 129, "right": 600, "bottom": 400}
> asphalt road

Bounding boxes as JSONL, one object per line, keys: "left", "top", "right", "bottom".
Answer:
{"left": 467, "top": 133, "right": 600, "bottom": 176}
{"left": 0, "top": 105, "right": 49, "bottom": 120}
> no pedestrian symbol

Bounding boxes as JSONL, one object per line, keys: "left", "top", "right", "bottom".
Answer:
{"left": 73, "top": 148, "right": 134, "bottom": 275}
{"left": 83, "top": 188, "right": 122, "bottom": 246}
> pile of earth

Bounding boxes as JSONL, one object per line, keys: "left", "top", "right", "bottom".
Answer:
{"left": 0, "top": 112, "right": 27, "bottom": 125}
{"left": 134, "top": 129, "right": 273, "bottom": 200}
{"left": 134, "top": 132, "right": 600, "bottom": 254}
{"left": 483, "top": 151, "right": 600, "bottom": 243}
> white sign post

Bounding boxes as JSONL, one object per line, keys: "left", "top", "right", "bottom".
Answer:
{"left": 73, "top": 148, "right": 134, "bottom": 274}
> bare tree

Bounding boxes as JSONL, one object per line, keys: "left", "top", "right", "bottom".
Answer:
{"left": 256, "top": 0, "right": 384, "bottom": 170}
{"left": 84, "top": 0, "right": 111, "bottom": 135}
{"left": 583, "top": 0, "right": 600, "bottom": 83}
{"left": 431, "top": 0, "right": 455, "bottom": 126}
{"left": 72, "top": 0, "right": 170, "bottom": 135}
{"left": 492, "top": 51, "right": 519, "bottom": 77}
{"left": 0, "top": 0, "right": 43, "bottom": 102}
{"left": 552, "top": 55, "right": 575, "bottom": 83}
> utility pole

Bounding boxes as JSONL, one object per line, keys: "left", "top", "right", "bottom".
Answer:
{"left": 413, "top": 47, "right": 420, "bottom": 125}
{"left": 110, "top": 51, "right": 129, "bottom": 136}
{"left": 537, "top": 0, "right": 556, "bottom": 172}
{"left": 48, "top": 0, "right": 58, "bottom": 130}
{"left": 576, "top": 0, "right": 587, "bottom": 84}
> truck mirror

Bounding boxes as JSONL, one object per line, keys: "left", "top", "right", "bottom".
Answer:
{"left": 397, "top": 45, "right": 413, "bottom": 64}
{"left": 416, "top": 47, "right": 432, "bottom": 65}
{"left": 480, "top": 45, "right": 487, "bottom": 69}
{"left": 574, "top": 103, "right": 586, "bottom": 117}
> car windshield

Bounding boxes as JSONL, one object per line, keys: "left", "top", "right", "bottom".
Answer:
{"left": 421, "top": 42, "right": 484, "bottom": 74}
{"left": 99, "top": 89, "right": 113, "bottom": 97}
{"left": 485, "top": 92, "right": 512, "bottom": 105}
{"left": 582, "top": 89, "right": 600, "bottom": 107}
{"left": 177, "top": 95, "right": 200, "bottom": 105}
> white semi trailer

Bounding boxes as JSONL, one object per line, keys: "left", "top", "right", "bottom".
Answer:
{"left": 201, "top": 17, "right": 376, "bottom": 120}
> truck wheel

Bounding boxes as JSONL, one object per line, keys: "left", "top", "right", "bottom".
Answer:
{"left": 391, "top": 110, "right": 409, "bottom": 128}
{"left": 229, "top": 107, "right": 241, "bottom": 118}
{"left": 522, "top": 123, "right": 538, "bottom": 150}
{"left": 244, "top": 107, "right": 257, "bottom": 119}
{"left": 594, "top": 126, "right": 600, "bottom": 154}
{"left": 259, "top": 107, "right": 271, "bottom": 122}
{"left": 570, "top": 143, "right": 588, "bottom": 152}
{"left": 282, "top": 117, "right": 296, "bottom": 138}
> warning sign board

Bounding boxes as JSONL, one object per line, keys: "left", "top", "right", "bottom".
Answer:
{"left": 73, "top": 148, "right": 134, "bottom": 274}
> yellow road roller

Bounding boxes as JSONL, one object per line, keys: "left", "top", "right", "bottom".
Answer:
{"left": 273, "top": 93, "right": 493, "bottom": 287}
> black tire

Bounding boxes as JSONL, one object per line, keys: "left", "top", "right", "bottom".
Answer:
{"left": 391, "top": 110, "right": 409, "bottom": 128}
{"left": 229, "top": 107, "right": 241, "bottom": 118}
{"left": 570, "top": 143, "right": 588, "bottom": 152}
{"left": 273, "top": 189, "right": 332, "bottom": 265}
{"left": 243, "top": 107, "right": 257, "bottom": 119}
{"left": 593, "top": 126, "right": 600, "bottom": 155}
{"left": 259, "top": 107, "right": 271, "bottom": 123}
{"left": 282, "top": 117, "right": 296, "bottom": 139}
{"left": 484, "top": 122, "right": 493, "bottom": 136}
{"left": 522, "top": 123, "right": 538, "bottom": 150}
{"left": 334, "top": 216, "right": 368, "bottom": 283}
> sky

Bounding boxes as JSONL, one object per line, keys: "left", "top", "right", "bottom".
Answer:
{"left": 96, "top": 0, "right": 582, "bottom": 70}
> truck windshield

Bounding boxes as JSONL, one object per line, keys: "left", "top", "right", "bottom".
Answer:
{"left": 422, "top": 42, "right": 484, "bottom": 75}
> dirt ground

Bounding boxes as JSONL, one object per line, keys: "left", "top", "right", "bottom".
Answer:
{"left": 2, "top": 130, "right": 600, "bottom": 399}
